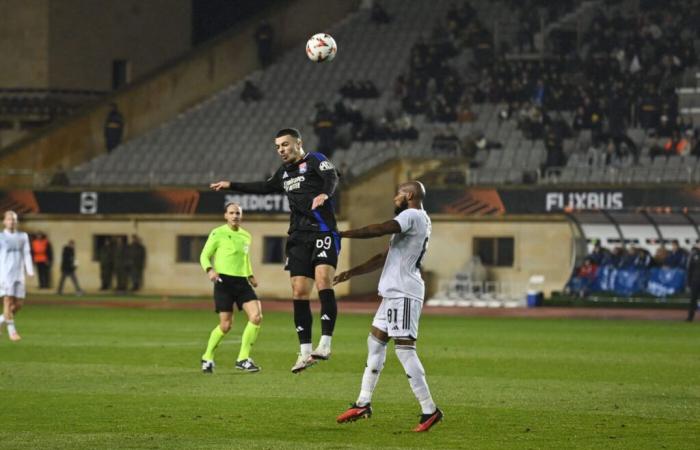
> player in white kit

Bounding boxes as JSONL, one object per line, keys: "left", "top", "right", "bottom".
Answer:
{"left": 334, "top": 181, "right": 442, "bottom": 432}
{"left": 0, "top": 211, "right": 34, "bottom": 341}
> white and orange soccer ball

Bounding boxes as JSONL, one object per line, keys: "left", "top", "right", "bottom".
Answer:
{"left": 306, "top": 33, "right": 337, "bottom": 62}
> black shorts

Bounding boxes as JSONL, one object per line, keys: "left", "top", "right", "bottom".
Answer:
{"left": 213, "top": 274, "right": 258, "bottom": 313}
{"left": 284, "top": 231, "right": 341, "bottom": 278}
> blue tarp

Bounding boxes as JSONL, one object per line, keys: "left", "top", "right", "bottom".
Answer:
{"left": 569, "top": 265, "right": 687, "bottom": 297}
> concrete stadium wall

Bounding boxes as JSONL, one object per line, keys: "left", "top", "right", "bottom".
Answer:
{"left": 0, "top": 0, "right": 359, "bottom": 186}
{"left": 22, "top": 216, "right": 351, "bottom": 299}
{"left": 424, "top": 218, "right": 574, "bottom": 296}
{"left": 22, "top": 213, "right": 574, "bottom": 298}
{"left": 0, "top": 0, "right": 190, "bottom": 90}
{"left": 0, "top": 0, "right": 50, "bottom": 88}
{"left": 47, "top": 0, "right": 191, "bottom": 91}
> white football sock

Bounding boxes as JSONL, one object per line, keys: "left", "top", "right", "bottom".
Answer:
{"left": 396, "top": 344, "right": 436, "bottom": 414}
{"left": 357, "top": 334, "right": 387, "bottom": 406}
{"left": 0, "top": 314, "right": 5, "bottom": 326}
{"left": 6, "top": 320, "right": 17, "bottom": 336}
{"left": 300, "top": 343, "right": 313, "bottom": 356}
{"left": 319, "top": 335, "right": 332, "bottom": 349}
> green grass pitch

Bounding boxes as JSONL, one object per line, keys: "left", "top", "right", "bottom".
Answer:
{"left": 0, "top": 304, "right": 698, "bottom": 449}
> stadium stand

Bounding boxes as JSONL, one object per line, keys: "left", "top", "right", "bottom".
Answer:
{"left": 68, "top": 0, "right": 699, "bottom": 188}
{"left": 65, "top": 0, "right": 584, "bottom": 186}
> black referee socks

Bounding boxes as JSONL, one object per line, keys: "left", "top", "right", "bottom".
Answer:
{"left": 319, "top": 289, "right": 337, "bottom": 336}
{"left": 293, "top": 299, "right": 312, "bottom": 344}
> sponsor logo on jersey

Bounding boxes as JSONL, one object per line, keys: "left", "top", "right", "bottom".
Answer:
{"left": 391, "top": 325, "right": 399, "bottom": 331}
{"left": 299, "top": 162, "right": 307, "bottom": 174}
{"left": 283, "top": 175, "right": 305, "bottom": 192}
{"left": 317, "top": 250, "right": 327, "bottom": 258}
{"left": 282, "top": 171, "right": 289, "bottom": 179}
{"left": 319, "top": 161, "right": 334, "bottom": 171}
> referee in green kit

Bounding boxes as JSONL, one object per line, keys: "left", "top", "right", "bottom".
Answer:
{"left": 200, "top": 202, "right": 263, "bottom": 373}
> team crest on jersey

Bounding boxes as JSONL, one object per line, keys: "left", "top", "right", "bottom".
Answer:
{"left": 299, "top": 162, "right": 307, "bottom": 174}
{"left": 319, "top": 161, "right": 334, "bottom": 171}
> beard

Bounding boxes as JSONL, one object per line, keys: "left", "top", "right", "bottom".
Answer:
{"left": 394, "top": 200, "right": 408, "bottom": 215}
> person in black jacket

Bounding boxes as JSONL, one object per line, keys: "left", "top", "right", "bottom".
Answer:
{"left": 686, "top": 240, "right": 700, "bottom": 322}
{"left": 210, "top": 128, "right": 341, "bottom": 374}
{"left": 57, "top": 240, "right": 83, "bottom": 296}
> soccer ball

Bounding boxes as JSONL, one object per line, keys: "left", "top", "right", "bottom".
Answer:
{"left": 306, "top": 33, "right": 337, "bottom": 62}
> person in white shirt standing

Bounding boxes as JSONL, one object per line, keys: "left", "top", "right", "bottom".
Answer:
{"left": 333, "top": 181, "right": 442, "bottom": 432}
{"left": 0, "top": 211, "right": 34, "bottom": 341}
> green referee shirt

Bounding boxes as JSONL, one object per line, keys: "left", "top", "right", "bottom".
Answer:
{"left": 199, "top": 224, "right": 253, "bottom": 277}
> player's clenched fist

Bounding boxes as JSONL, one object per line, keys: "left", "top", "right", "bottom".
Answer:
{"left": 210, "top": 181, "right": 231, "bottom": 191}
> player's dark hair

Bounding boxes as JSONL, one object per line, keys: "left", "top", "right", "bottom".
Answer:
{"left": 276, "top": 128, "right": 302, "bottom": 140}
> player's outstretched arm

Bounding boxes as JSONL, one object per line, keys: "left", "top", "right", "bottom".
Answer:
{"left": 340, "top": 219, "right": 401, "bottom": 239}
{"left": 211, "top": 172, "right": 283, "bottom": 194}
{"left": 333, "top": 249, "right": 389, "bottom": 285}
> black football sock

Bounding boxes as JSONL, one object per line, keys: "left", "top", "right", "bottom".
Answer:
{"left": 293, "top": 299, "right": 312, "bottom": 344}
{"left": 319, "top": 289, "right": 337, "bottom": 336}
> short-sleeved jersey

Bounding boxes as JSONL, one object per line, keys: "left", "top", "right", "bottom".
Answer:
{"left": 199, "top": 225, "right": 253, "bottom": 277}
{"left": 228, "top": 152, "right": 339, "bottom": 234}
{"left": 378, "top": 208, "right": 431, "bottom": 300}
{"left": 0, "top": 230, "right": 34, "bottom": 285}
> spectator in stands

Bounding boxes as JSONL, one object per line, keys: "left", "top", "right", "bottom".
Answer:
{"left": 648, "top": 134, "right": 665, "bottom": 160}
{"left": 586, "top": 139, "right": 605, "bottom": 167}
{"left": 429, "top": 95, "right": 457, "bottom": 123}
{"left": 104, "top": 103, "right": 124, "bottom": 153}
{"left": 50, "top": 165, "right": 70, "bottom": 187}
{"left": 686, "top": 239, "right": 700, "bottom": 322}
{"left": 393, "top": 75, "right": 407, "bottom": 100}
{"left": 370, "top": 1, "right": 391, "bottom": 24}
{"left": 240, "top": 81, "right": 263, "bottom": 103}
{"left": 98, "top": 238, "right": 114, "bottom": 290}
{"left": 431, "top": 128, "right": 460, "bottom": 156}
{"left": 663, "top": 130, "right": 690, "bottom": 156}
{"left": 254, "top": 21, "right": 274, "bottom": 68}
{"left": 664, "top": 239, "right": 688, "bottom": 268}
{"left": 638, "top": 87, "right": 660, "bottom": 130}
{"left": 57, "top": 240, "right": 83, "bottom": 296}
{"left": 313, "top": 102, "right": 337, "bottom": 159}
{"left": 31, "top": 232, "right": 53, "bottom": 289}
{"left": 542, "top": 124, "right": 566, "bottom": 174}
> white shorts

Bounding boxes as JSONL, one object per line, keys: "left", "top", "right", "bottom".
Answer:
{"left": 0, "top": 281, "right": 25, "bottom": 299}
{"left": 372, "top": 297, "right": 423, "bottom": 340}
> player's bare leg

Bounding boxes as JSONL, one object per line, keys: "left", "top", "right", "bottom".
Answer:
{"left": 309, "top": 264, "right": 336, "bottom": 363}
{"left": 290, "top": 276, "right": 314, "bottom": 373}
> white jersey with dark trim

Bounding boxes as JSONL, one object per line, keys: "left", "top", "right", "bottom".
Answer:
{"left": 0, "top": 230, "right": 34, "bottom": 286}
{"left": 378, "top": 208, "right": 431, "bottom": 300}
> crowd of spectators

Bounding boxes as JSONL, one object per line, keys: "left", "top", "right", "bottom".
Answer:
{"left": 567, "top": 239, "right": 692, "bottom": 298}
{"left": 389, "top": 0, "right": 699, "bottom": 176}
{"left": 311, "top": 97, "right": 420, "bottom": 158}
